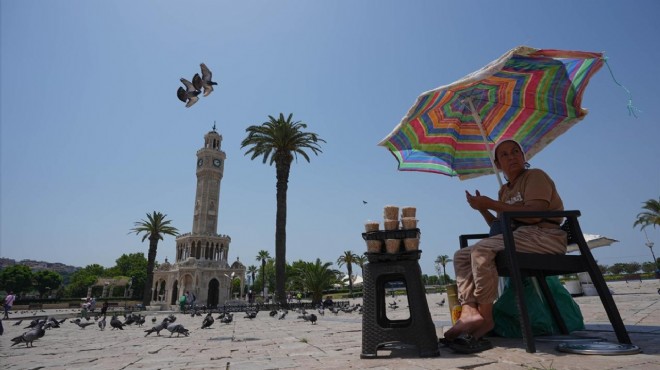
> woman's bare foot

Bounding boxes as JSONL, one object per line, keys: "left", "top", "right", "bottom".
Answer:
{"left": 443, "top": 304, "right": 484, "bottom": 341}
{"left": 471, "top": 318, "right": 495, "bottom": 339}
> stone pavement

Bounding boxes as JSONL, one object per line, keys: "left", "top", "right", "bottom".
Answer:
{"left": 1, "top": 280, "right": 658, "bottom": 370}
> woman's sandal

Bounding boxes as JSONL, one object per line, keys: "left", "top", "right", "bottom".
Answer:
{"left": 443, "top": 335, "right": 493, "bottom": 354}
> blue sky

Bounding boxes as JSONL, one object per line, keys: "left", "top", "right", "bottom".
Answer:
{"left": 1, "top": 1, "right": 659, "bottom": 279}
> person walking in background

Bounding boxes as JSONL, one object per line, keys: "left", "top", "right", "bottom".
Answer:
{"left": 4, "top": 291, "right": 16, "bottom": 319}
{"left": 179, "top": 292, "right": 187, "bottom": 312}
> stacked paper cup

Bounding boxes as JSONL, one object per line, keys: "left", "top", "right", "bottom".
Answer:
{"left": 383, "top": 205, "right": 400, "bottom": 253}
{"left": 401, "top": 206, "right": 420, "bottom": 251}
{"left": 364, "top": 221, "right": 382, "bottom": 253}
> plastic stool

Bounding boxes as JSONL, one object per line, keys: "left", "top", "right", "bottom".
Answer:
{"left": 361, "top": 251, "right": 439, "bottom": 358}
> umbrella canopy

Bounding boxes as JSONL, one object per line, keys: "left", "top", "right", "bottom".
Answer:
{"left": 568, "top": 233, "right": 618, "bottom": 253}
{"left": 380, "top": 46, "right": 604, "bottom": 183}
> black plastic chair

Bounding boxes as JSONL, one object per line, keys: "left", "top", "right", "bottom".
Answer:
{"left": 459, "top": 210, "right": 631, "bottom": 353}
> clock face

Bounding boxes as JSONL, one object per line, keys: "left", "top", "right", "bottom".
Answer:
{"left": 213, "top": 159, "right": 222, "bottom": 167}
{"left": 197, "top": 158, "right": 203, "bottom": 167}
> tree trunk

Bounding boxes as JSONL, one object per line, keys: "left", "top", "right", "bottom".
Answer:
{"left": 143, "top": 236, "right": 159, "bottom": 307}
{"left": 347, "top": 264, "right": 354, "bottom": 297}
{"left": 274, "top": 160, "right": 291, "bottom": 307}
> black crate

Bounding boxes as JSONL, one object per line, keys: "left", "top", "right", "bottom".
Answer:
{"left": 362, "top": 228, "right": 420, "bottom": 241}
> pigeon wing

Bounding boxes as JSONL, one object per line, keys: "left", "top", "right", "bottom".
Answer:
{"left": 186, "top": 95, "right": 199, "bottom": 108}
{"left": 200, "top": 63, "right": 212, "bottom": 81}
{"left": 192, "top": 73, "right": 203, "bottom": 90}
{"left": 177, "top": 87, "right": 187, "bottom": 102}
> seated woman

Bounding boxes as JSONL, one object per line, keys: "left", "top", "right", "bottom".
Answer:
{"left": 443, "top": 139, "right": 567, "bottom": 352}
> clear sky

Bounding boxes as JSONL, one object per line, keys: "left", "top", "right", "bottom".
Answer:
{"left": 1, "top": 1, "right": 659, "bottom": 280}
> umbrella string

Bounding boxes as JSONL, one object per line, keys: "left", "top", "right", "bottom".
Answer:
{"left": 603, "top": 57, "right": 641, "bottom": 118}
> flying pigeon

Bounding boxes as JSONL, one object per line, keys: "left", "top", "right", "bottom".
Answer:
{"left": 194, "top": 63, "right": 218, "bottom": 97}
{"left": 177, "top": 78, "right": 201, "bottom": 108}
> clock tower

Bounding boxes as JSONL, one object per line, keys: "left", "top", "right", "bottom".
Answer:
{"left": 193, "top": 127, "right": 226, "bottom": 234}
{"left": 151, "top": 126, "right": 245, "bottom": 308}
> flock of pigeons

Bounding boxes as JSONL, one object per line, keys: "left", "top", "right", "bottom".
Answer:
{"left": 177, "top": 63, "right": 218, "bottom": 108}
{"left": 3, "top": 303, "right": 365, "bottom": 348}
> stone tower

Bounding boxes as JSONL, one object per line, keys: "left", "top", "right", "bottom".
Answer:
{"left": 151, "top": 126, "right": 245, "bottom": 308}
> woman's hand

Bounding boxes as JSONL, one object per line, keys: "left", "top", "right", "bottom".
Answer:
{"left": 465, "top": 190, "right": 494, "bottom": 211}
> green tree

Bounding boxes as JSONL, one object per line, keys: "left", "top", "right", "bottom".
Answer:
{"left": 289, "top": 258, "right": 339, "bottom": 305}
{"left": 247, "top": 265, "right": 258, "bottom": 288}
{"left": 130, "top": 211, "right": 179, "bottom": 306}
{"left": 255, "top": 250, "right": 271, "bottom": 298}
{"left": 622, "top": 262, "right": 641, "bottom": 274}
{"left": 242, "top": 113, "right": 325, "bottom": 306}
{"left": 435, "top": 255, "right": 452, "bottom": 284}
{"left": 608, "top": 263, "right": 626, "bottom": 275}
{"left": 641, "top": 261, "right": 657, "bottom": 273}
{"left": 33, "top": 270, "right": 63, "bottom": 298}
{"left": 106, "top": 253, "right": 149, "bottom": 299}
{"left": 0, "top": 265, "right": 34, "bottom": 295}
{"left": 633, "top": 197, "right": 660, "bottom": 230}
{"left": 354, "top": 255, "right": 367, "bottom": 276}
{"left": 337, "top": 251, "right": 358, "bottom": 297}
{"left": 66, "top": 264, "right": 106, "bottom": 298}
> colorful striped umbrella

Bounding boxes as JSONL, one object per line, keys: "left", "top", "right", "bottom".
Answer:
{"left": 379, "top": 46, "right": 604, "bottom": 185}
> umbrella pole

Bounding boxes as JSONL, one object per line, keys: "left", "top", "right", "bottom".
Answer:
{"left": 464, "top": 98, "right": 503, "bottom": 187}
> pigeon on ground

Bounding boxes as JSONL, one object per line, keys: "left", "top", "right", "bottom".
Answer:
{"left": 437, "top": 298, "right": 446, "bottom": 307}
{"left": 308, "top": 313, "right": 318, "bottom": 325}
{"left": 220, "top": 313, "right": 233, "bottom": 324}
{"left": 166, "top": 322, "right": 190, "bottom": 337}
{"left": 216, "top": 312, "right": 226, "bottom": 320}
{"left": 317, "top": 306, "right": 324, "bottom": 316}
{"left": 177, "top": 78, "right": 200, "bottom": 108}
{"left": 193, "top": 63, "right": 218, "bottom": 97}
{"left": 167, "top": 314, "right": 177, "bottom": 323}
{"left": 277, "top": 310, "right": 288, "bottom": 320}
{"left": 145, "top": 318, "right": 170, "bottom": 337}
{"left": 269, "top": 309, "right": 277, "bottom": 317}
{"left": 244, "top": 311, "right": 257, "bottom": 320}
{"left": 98, "top": 316, "right": 106, "bottom": 331}
{"left": 13, "top": 319, "right": 23, "bottom": 326}
{"left": 11, "top": 324, "right": 45, "bottom": 347}
{"left": 110, "top": 315, "right": 124, "bottom": 330}
{"left": 329, "top": 307, "right": 340, "bottom": 315}
{"left": 73, "top": 319, "right": 95, "bottom": 329}
{"left": 201, "top": 313, "right": 214, "bottom": 329}
{"left": 152, "top": 316, "right": 157, "bottom": 324}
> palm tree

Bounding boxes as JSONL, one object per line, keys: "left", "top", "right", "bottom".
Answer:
{"left": 354, "top": 255, "right": 367, "bottom": 276}
{"left": 247, "top": 265, "right": 258, "bottom": 288}
{"left": 242, "top": 113, "right": 325, "bottom": 306}
{"left": 290, "top": 258, "right": 339, "bottom": 305}
{"left": 255, "top": 250, "right": 271, "bottom": 298}
{"left": 435, "top": 255, "right": 452, "bottom": 285}
{"left": 129, "top": 211, "right": 179, "bottom": 307}
{"left": 633, "top": 197, "right": 660, "bottom": 230}
{"left": 634, "top": 197, "right": 660, "bottom": 268}
{"left": 337, "top": 251, "right": 358, "bottom": 297}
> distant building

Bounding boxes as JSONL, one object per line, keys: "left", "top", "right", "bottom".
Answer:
{"left": 151, "top": 127, "right": 245, "bottom": 308}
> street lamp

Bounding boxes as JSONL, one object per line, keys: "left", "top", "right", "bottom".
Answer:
{"left": 643, "top": 229, "right": 657, "bottom": 265}
{"left": 224, "top": 272, "right": 235, "bottom": 303}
